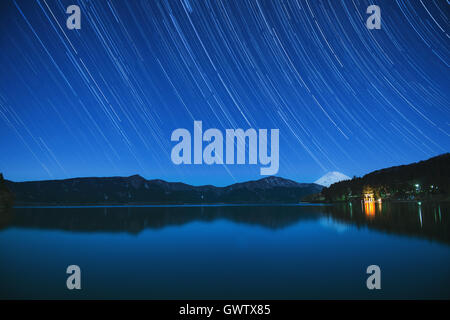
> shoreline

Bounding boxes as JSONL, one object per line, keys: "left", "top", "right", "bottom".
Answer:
{"left": 12, "top": 202, "right": 332, "bottom": 208}
{"left": 10, "top": 199, "right": 450, "bottom": 208}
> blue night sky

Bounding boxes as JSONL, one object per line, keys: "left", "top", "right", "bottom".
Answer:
{"left": 0, "top": 0, "right": 449, "bottom": 186}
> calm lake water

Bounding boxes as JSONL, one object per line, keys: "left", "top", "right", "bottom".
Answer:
{"left": 0, "top": 202, "right": 449, "bottom": 299}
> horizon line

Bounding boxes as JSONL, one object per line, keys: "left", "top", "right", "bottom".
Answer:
{"left": 3, "top": 173, "right": 325, "bottom": 188}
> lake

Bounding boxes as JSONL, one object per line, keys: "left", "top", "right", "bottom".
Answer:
{"left": 0, "top": 202, "right": 449, "bottom": 299}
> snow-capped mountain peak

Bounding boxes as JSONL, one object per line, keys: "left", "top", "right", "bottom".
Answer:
{"left": 314, "top": 171, "right": 351, "bottom": 187}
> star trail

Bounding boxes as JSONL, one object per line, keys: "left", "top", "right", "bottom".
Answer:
{"left": 0, "top": 0, "right": 448, "bottom": 186}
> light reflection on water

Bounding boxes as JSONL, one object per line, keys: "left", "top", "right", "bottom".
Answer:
{"left": 0, "top": 202, "right": 449, "bottom": 299}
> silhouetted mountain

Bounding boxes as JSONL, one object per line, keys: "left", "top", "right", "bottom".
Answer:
{"left": 5, "top": 175, "right": 323, "bottom": 205}
{"left": 321, "top": 153, "right": 450, "bottom": 202}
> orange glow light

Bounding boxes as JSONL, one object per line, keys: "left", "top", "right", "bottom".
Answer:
{"left": 364, "top": 201, "right": 375, "bottom": 218}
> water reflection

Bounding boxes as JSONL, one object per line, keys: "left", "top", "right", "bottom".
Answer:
{"left": 326, "top": 202, "right": 449, "bottom": 244}
{"left": 363, "top": 201, "right": 376, "bottom": 219}
{"left": 419, "top": 204, "right": 423, "bottom": 228}
{"left": 4, "top": 205, "right": 326, "bottom": 233}
{"left": 1, "top": 202, "right": 449, "bottom": 244}
{"left": 0, "top": 206, "right": 13, "bottom": 230}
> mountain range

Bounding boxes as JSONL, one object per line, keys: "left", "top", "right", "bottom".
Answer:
{"left": 4, "top": 175, "right": 323, "bottom": 205}
{"left": 3, "top": 153, "right": 448, "bottom": 205}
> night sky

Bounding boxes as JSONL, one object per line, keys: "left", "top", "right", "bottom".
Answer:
{"left": 0, "top": 0, "right": 448, "bottom": 186}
